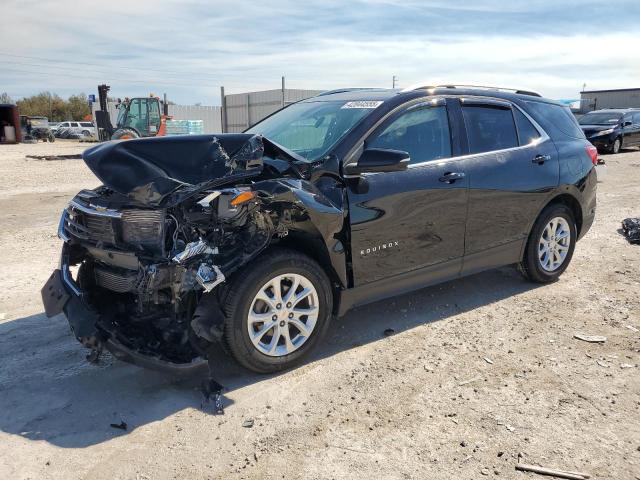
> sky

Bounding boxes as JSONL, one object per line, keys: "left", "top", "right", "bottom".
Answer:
{"left": 1, "top": 0, "right": 639, "bottom": 105}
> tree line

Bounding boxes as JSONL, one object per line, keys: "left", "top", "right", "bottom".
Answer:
{"left": 0, "top": 92, "right": 92, "bottom": 121}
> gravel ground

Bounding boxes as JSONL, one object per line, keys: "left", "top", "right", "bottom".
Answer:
{"left": 0, "top": 140, "right": 639, "bottom": 480}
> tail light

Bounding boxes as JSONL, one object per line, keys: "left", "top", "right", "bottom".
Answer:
{"left": 586, "top": 144, "right": 598, "bottom": 166}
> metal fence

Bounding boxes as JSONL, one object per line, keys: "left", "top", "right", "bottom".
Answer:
{"left": 222, "top": 88, "right": 323, "bottom": 133}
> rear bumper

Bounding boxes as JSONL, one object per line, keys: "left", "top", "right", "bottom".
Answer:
{"left": 41, "top": 246, "right": 207, "bottom": 376}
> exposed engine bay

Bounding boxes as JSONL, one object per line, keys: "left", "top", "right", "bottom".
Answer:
{"left": 43, "top": 134, "right": 347, "bottom": 370}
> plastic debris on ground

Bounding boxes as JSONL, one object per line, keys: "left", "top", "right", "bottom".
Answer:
{"left": 621, "top": 218, "right": 640, "bottom": 244}
{"left": 201, "top": 375, "right": 225, "bottom": 415}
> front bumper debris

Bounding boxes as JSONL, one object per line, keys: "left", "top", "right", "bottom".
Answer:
{"left": 41, "top": 247, "right": 207, "bottom": 375}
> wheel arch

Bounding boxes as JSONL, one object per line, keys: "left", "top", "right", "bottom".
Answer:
{"left": 274, "top": 232, "right": 342, "bottom": 313}
{"left": 545, "top": 193, "right": 583, "bottom": 236}
{"left": 520, "top": 193, "right": 584, "bottom": 260}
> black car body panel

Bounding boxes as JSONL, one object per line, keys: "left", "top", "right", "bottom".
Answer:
{"left": 43, "top": 86, "right": 597, "bottom": 372}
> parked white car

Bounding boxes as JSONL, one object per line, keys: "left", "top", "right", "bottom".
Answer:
{"left": 55, "top": 121, "right": 97, "bottom": 137}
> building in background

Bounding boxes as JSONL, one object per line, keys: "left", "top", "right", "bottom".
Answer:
{"left": 580, "top": 88, "right": 640, "bottom": 113}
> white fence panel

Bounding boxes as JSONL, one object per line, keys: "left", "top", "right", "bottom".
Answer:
{"left": 168, "top": 105, "right": 221, "bottom": 133}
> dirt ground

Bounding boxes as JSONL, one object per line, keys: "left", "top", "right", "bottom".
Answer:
{"left": 0, "top": 140, "right": 638, "bottom": 480}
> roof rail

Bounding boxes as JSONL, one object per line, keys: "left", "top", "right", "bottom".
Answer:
{"left": 316, "top": 88, "right": 377, "bottom": 97}
{"left": 401, "top": 83, "right": 542, "bottom": 97}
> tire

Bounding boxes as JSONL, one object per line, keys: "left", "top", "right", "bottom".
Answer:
{"left": 81, "top": 130, "right": 91, "bottom": 137}
{"left": 111, "top": 128, "right": 140, "bottom": 140}
{"left": 610, "top": 137, "right": 621, "bottom": 154}
{"left": 520, "top": 203, "right": 577, "bottom": 283}
{"left": 222, "top": 248, "right": 333, "bottom": 373}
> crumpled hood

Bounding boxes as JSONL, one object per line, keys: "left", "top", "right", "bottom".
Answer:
{"left": 83, "top": 134, "right": 269, "bottom": 206}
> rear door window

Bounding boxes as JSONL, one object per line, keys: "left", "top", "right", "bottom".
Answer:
{"left": 462, "top": 105, "right": 518, "bottom": 154}
{"left": 368, "top": 106, "right": 452, "bottom": 164}
{"left": 514, "top": 108, "right": 541, "bottom": 146}
{"left": 634, "top": 113, "right": 640, "bottom": 125}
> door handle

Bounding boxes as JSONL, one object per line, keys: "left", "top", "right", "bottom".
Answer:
{"left": 532, "top": 154, "right": 551, "bottom": 165}
{"left": 439, "top": 172, "right": 465, "bottom": 183}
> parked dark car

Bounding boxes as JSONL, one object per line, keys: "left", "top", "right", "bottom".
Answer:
{"left": 42, "top": 85, "right": 597, "bottom": 375}
{"left": 579, "top": 108, "right": 640, "bottom": 154}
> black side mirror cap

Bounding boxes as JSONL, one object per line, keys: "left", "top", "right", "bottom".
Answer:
{"left": 344, "top": 148, "right": 410, "bottom": 176}
{"left": 623, "top": 121, "right": 632, "bottom": 127}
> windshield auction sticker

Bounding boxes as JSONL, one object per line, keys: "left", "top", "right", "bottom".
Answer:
{"left": 341, "top": 101, "right": 384, "bottom": 109}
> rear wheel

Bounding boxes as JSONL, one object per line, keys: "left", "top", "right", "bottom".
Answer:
{"left": 81, "top": 130, "right": 91, "bottom": 137}
{"left": 222, "top": 249, "right": 333, "bottom": 373}
{"left": 520, "top": 204, "right": 576, "bottom": 283}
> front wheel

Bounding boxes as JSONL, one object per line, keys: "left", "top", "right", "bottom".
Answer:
{"left": 520, "top": 204, "right": 577, "bottom": 283}
{"left": 610, "top": 137, "right": 621, "bottom": 154}
{"left": 222, "top": 249, "right": 333, "bottom": 373}
{"left": 111, "top": 128, "right": 140, "bottom": 140}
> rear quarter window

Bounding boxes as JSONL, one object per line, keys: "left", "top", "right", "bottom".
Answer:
{"left": 525, "top": 101, "right": 585, "bottom": 139}
{"left": 80, "top": 122, "right": 94, "bottom": 127}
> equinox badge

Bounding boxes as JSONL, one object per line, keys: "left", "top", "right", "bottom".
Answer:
{"left": 360, "top": 241, "right": 399, "bottom": 256}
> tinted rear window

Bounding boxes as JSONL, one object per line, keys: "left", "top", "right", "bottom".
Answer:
{"left": 525, "top": 101, "right": 584, "bottom": 139}
{"left": 80, "top": 122, "right": 93, "bottom": 127}
{"left": 514, "top": 108, "right": 541, "bottom": 145}
{"left": 462, "top": 105, "right": 518, "bottom": 154}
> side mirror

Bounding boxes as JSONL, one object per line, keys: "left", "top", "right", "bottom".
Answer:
{"left": 623, "top": 121, "right": 632, "bottom": 127}
{"left": 344, "top": 148, "right": 410, "bottom": 176}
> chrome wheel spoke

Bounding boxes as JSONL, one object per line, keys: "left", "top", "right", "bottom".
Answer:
{"left": 293, "top": 305, "right": 318, "bottom": 317}
{"left": 293, "top": 287, "right": 313, "bottom": 305}
{"left": 289, "top": 318, "right": 312, "bottom": 336}
{"left": 282, "top": 276, "right": 300, "bottom": 304}
{"left": 281, "top": 327, "right": 295, "bottom": 353}
{"left": 255, "top": 290, "right": 277, "bottom": 310}
{"left": 248, "top": 311, "right": 274, "bottom": 324}
{"left": 251, "top": 320, "right": 277, "bottom": 343}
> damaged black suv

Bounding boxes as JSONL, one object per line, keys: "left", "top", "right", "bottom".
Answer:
{"left": 42, "top": 85, "right": 597, "bottom": 374}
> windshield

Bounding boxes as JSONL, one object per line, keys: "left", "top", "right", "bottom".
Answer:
{"left": 246, "top": 100, "right": 376, "bottom": 161}
{"left": 578, "top": 112, "right": 622, "bottom": 125}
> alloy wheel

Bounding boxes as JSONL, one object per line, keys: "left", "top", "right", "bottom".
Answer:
{"left": 538, "top": 217, "right": 571, "bottom": 272}
{"left": 247, "top": 273, "right": 319, "bottom": 357}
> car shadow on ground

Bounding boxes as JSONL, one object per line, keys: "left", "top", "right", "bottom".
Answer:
{"left": 0, "top": 266, "right": 540, "bottom": 448}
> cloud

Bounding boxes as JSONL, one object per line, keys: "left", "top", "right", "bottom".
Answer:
{"left": 1, "top": 0, "right": 639, "bottom": 103}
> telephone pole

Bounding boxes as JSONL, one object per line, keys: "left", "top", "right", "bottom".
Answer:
{"left": 392, "top": 75, "right": 398, "bottom": 89}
